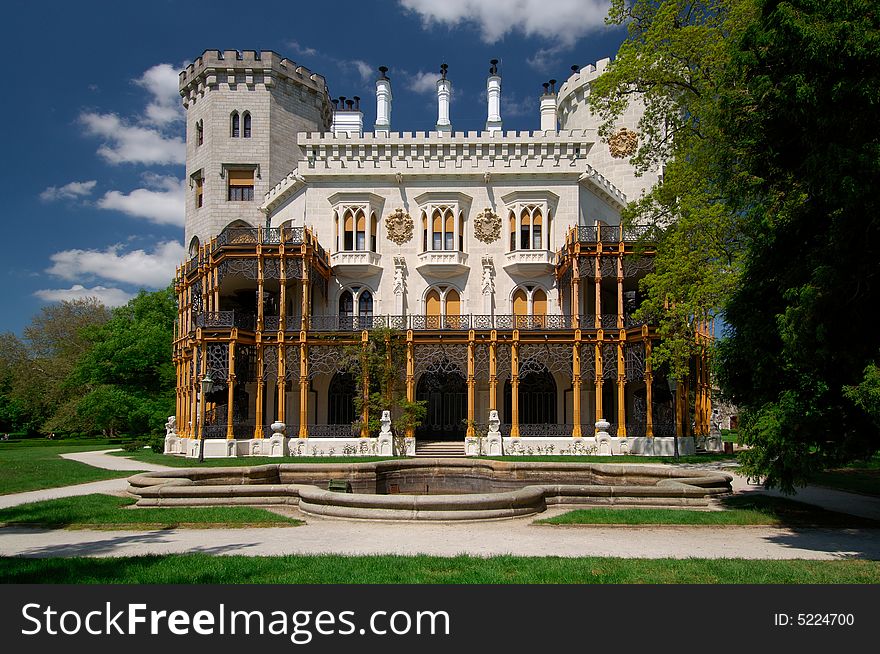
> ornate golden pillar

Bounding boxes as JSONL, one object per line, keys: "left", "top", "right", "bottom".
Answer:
{"left": 226, "top": 341, "right": 236, "bottom": 439}
{"left": 571, "top": 258, "right": 580, "bottom": 328}
{"left": 276, "top": 344, "right": 286, "bottom": 424}
{"left": 695, "top": 347, "right": 703, "bottom": 435}
{"left": 594, "top": 256, "right": 602, "bottom": 328}
{"left": 572, "top": 334, "right": 582, "bottom": 437}
{"left": 197, "top": 343, "right": 207, "bottom": 441}
{"left": 645, "top": 333, "right": 654, "bottom": 438}
{"left": 299, "top": 334, "right": 308, "bottom": 438}
{"left": 617, "top": 255, "right": 624, "bottom": 329}
{"left": 510, "top": 335, "right": 520, "bottom": 437}
{"left": 617, "top": 336, "right": 626, "bottom": 436}
{"left": 360, "top": 331, "right": 370, "bottom": 438}
{"left": 301, "top": 252, "right": 310, "bottom": 331}
{"left": 257, "top": 240, "right": 265, "bottom": 332}
{"left": 594, "top": 338, "right": 603, "bottom": 434}
{"left": 254, "top": 344, "right": 264, "bottom": 438}
{"left": 279, "top": 244, "right": 287, "bottom": 332}
{"left": 466, "top": 332, "right": 475, "bottom": 437}
{"left": 489, "top": 332, "right": 497, "bottom": 410}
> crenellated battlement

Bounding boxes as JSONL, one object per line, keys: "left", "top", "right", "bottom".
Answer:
{"left": 556, "top": 58, "right": 612, "bottom": 106}
{"left": 179, "top": 49, "right": 331, "bottom": 110}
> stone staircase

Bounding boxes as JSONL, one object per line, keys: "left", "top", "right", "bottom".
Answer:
{"left": 414, "top": 440, "right": 466, "bottom": 457}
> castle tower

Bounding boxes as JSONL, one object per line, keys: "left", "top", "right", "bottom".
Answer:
{"left": 179, "top": 50, "right": 333, "bottom": 252}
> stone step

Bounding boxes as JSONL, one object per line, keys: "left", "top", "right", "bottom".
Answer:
{"left": 415, "top": 441, "right": 466, "bottom": 457}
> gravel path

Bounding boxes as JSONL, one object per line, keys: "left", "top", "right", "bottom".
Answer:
{"left": 60, "top": 449, "right": 172, "bottom": 472}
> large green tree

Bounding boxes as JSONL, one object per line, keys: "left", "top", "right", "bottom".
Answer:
{"left": 715, "top": 0, "right": 880, "bottom": 490}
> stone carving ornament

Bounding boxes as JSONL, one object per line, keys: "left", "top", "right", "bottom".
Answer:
{"left": 473, "top": 208, "right": 501, "bottom": 244}
{"left": 608, "top": 127, "right": 639, "bottom": 158}
{"left": 385, "top": 208, "right": 413, "bottom": 245}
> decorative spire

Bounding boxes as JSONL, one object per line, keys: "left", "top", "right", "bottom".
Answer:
{"left": 440, "top": 63, "right": 448, "bottom": 79}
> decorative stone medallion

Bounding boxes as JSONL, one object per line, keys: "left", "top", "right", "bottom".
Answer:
{"left": 385, "top": 208, "right": 413, "bottom": 245}
{"left": 473, "top": 208, "right": 501, "bottom": 244}
{"left": 608, "top": 127, "right": 639, "bottom": 158}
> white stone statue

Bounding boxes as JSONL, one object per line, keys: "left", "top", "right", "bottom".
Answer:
{"left": 378, "top": 410, "right": 393, "bottom": 455}
{"left": 487, "top": 409, "right": 502, "bottom": 455}
{"left": 481, "top": 256, "right": 495, "bottom": 295}
{"left": 165, "top": 416, "right": 177, "bottom": 437}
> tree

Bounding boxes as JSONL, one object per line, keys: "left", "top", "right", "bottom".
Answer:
{"left": 590, "top": 0, "right": 756, "bottom": 381}
{"left": 715, "top": 0, "right": 880, "bottom": 490}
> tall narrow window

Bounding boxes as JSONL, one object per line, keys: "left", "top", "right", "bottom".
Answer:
{"left": 243, "top": 112, "right": 251, "bottom": 138}
{"left": 532, "top": 208, "right": 543, "bottom": 249}
{"left": 355, "top": 210, "right": 366, "bottom": 251}
{"left": 195, "top": 176, "right": 203, "bottom": 208}
{"left": 432, "top": 210, "right": 442, "bottom": 250}
{"left": 422, "top": 212, "right": 428, "bottom": 252}
{"left": 444, "top": 209, "right": 454, "bottom": 250}
{"left": 231, "top": 112, "right": 240, "bottom": 138}
{"left": 358, "top": 291, "right": 373, "bottom": 319}
{"left": 520, "top": 208, "right": 531, "bottom": 250}
{"left": 343, "top": 210, "right": 354, "bottom": 250}
{"left": 458, "top": 213, "right": 464, "bottom": 251}
{"left": 509, "top": 211, "right": 516, "bottom": 251}
{"left": 227, "top": 169, "right": 254, "bottom": 201}
{"left": 370, "top": 213, "right": 378, "bottom": 252}
{"left": 196, "top": 120, "right": 204, "bottom": 146}
{"left": 338, "top": 290, "right": 354, "bottom": 330}
{"left": 533, "top": 289, "right": 547, "bottom": 327}
{"left": 445, "top": 289, "right": 461, "bottom": 328}
{"left": 513, "top": 288, "right": 528, "bottom": 316}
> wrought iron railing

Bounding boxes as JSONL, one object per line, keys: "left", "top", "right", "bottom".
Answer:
{"left": 282, "top": 226, "right": 304, "bottom": 245}
{"left": 652, "top": 422, "right": 677, "bottom": 437}
{"left": 574, "top": 224, "right": 654, "bottom": 244}
{"left": 518, "top": 423, "right": 574, "bottom": 437}
{"left": 625, "top": 422, "right": 647, "bottom": 437}
{"left": 263, "top": 315, "right": 281, "bottom": 331}
{"left": 601, "top": 314, "right": 620, "bottom": 330}
{"left": 308, "top": 424, "right": 360, "bottom": 438}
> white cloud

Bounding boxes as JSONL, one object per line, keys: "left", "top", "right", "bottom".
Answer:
{"left": 288, "top": 41, "right": 319, "bottom": 57}
{"left": 135, "top": 63, "right": 183, "bottom": 126}
{"left": 399, "top": 0, "right": 610, "bottom": 46}
{"left": 40, "top": 180, "right": 97, "bottom": 202}
{"left": 526, "top": 43, "right": 567, "bottom": 73}
{"left": 46, "top": 240, "right": 186, "bottom": 289}
{"left": 407, "top": 70, "right": 440, "bottom": 94}
{"left": 502, "top": 94, "right": 534, "bottom": 118}
{"left": 351, "top": 60, "right": 374, "bottom": 83}
{"left": 97, "top": 174, "right": 185, "bottom": 226}
{"left": 34, "top": 285, "right": 134, "bottom": 308}
{"left": 80, "top": 111, "right": 185, "bottom": 165}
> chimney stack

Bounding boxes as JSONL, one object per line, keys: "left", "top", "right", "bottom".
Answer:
{"left": 331, "top": 94, "right": 364, "bottom": 137}
{"left": 436, "top": 63, "right": 452, "bottom": 135}
{"left": 485, "top": 59, "right": 502, "bottom": 135}
{"left": 375, "top": 66, "right": 392, "bottom": 136}
{"left": 540, "top": 79, "right": 558, "bottom": 132}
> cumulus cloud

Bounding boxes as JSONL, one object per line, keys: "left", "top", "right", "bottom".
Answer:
{"left": 40, "top": 180, "right": 97, "bottom": 202}
{"left": 399, "top": 0, "right": 610, "bottom": 46}
{"left": 526, "top": 43, "right": 568, "bottom": 73}
{"left": 502, "top": 94, "right": 535, "bottom": 118}
{"left": 34, "top": 285, "right": 134, "bottom": 308}
{"left": 135, "top": 63, "right": 183, "bottom": 126}
{"left": 80, "top": 111, "right": 185, "bottom": 165}
{"left": 96, "top": 174, "right": 185, "bottom": 226}
{"left": 351, "top": 59, "right": 374, "bottom": 83}
{"left": 46, "top": 240, "right": 186, "bottom": 289}
{"left": 288, "top": 41, "right": 319, "bottom": 57}
{"left": 407, "top": 70, "right": 440, "bottom": 94}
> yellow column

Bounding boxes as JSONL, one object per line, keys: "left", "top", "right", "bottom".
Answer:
{"left": 406, "top": 332, "right": 415, "bottom": 438}
{"left": 510, "top": 335, "right": 520, "bottom": 437}
{"left": 617, "top": 336, "right": 626, "bottom": 436}
{"left": 255, "top": 344, "right": 264, "bottom": 438}
{"left": 466, "top": 332, "right": 475, "bottom": 437}
{"left": 645, "top": 335, "right": 654, "bottom": 438}
{"left": 257, "top": 253, "right": 265, "bottom": 332}
{"left": 197, "top": 344, "right": 207, "bottom": 440}
{"left": 617, "top": 255, "right": 624, "bottom": 329}
{"left": 571, "top": 258, "right": 580, "bottom": 328}
{"left": 226, "top": 341, "right": 235, "bottom": 439}
{"left": 360, "top": 331, "right": 370, "bottom": 438}
{"left": 276, "top": 344, "right": 286, "bottom": 424}
{"left": 594, "top": 338, "right": 603, "bottom": 433}
{"left": 279, "top": 243, "right": 287, "bottom": 332}
{"left": 572, "top": 334, "right": 582, "bottom": 437}
{"left": 695, "top": 346, "right": 703, "bottom": 435}
{"left": 594, "top": 256, "right": 602, "bottom": 328}
{"left": 489, "top": 332, "right": 497, "bottom": 410}
{"left": 299, "top": 334, "right": 308, "bottom": 438}
{"left": 301, "top": 252, "right": 310, "bottom": 331}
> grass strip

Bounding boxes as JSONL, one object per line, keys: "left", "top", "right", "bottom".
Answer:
{"left": 0, "top": 444, "right": 133, "bottom": 495}
{"left": 113, "top": 450, "right": 400, "bottom": 467}
{"left": 537, "top": 495, "right": 879, "bottom": 528}
{"left": 0, "top": 555, "right": 878, "bottom": 584}
{"left": 0, "top": 494, "right": 302, "bottom": 530}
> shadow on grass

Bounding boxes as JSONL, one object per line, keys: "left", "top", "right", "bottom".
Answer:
{"left": 721, "top": 493, "right": 880, "bottom": 528}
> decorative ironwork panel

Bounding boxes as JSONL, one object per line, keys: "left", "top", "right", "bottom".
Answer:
{"left": 519, "top": 423, "right": 573, "bottom": 437}
{"left": 600, "top": 225, "right": 621, "bottom": 243}
{"left": 494, "top": 314, "right": 515, "bottom": 330}
{"left": 191, "top": 280, "right": 203, "bottom": 312}
{"left": 413, "top": 343, "right": 468, "bottom": 378}
{"left": 495, "top": 343, "right": 511, "bottom": 381}
{"left": 600, "top": 256, "right": 618, "bottom": 278}
{"left": 386, "top": 315, "right": 407, "bottom": 330}
{"left": 622, "top": 254, "right": 654, "bottom": 277}
{"left": 624, "top": 313, "right": 648, "bottom": 328}
{"left": 471, "top": 315, "right": 494, "bottom": 330}
{"left": 579, "top": 343, "right": 595, "bottom": 380}
{"left": 284, "top": 257, "right": 303, "bottom": 280}
{"left": 628, "top": 391, "right": 647, "bottom": 437}
{"left": 197, "top": 311, "right": 233, "bottom": 328}
{"left": 601, "top": 314, "right": 619, "bottom": 330}
{"left": 207, "top": 343, "right": 229, "bottom": 380}
{"left": 262, "top": 345, "right": 278, "bottom": 381}
{"left": 282, "top": 227, "right": 304, "bottom": 245}
{"left": 519, "top": 343, "right": 572, "bottom": 377}
{"left": 623, "top": 224, "right": 652, "bottom": 242}
{"left": 218, "top": 258, "right": 258, "bottom": 282}
{"left": 233, "top": 312, "right": 256, "bottom": 331}
{"left": 578, "top": 260, "right": 597, "bottom": 279}
{"left": 263, "top": 258, "right": 281, "bottom": 279}
{"left": 308, "top": 424, "right": 359, "bottom": 438}
{"left": 473, "top": 343, "right": 490, "bottom": 380}
{"left": 577, "top": 226, "right": 598, "bottom": 243}
{"left": 284, "top": 345, "right": 301, "bottom": 380}
{"left": 262, "top": 228, "right": 281, "bottom": 245}
{"left": 235, "top": 345, "right": 256, "bottom": 383}
{"left": 307, "top": 344, "right": 349, "bottom": 380}
{"left": 602, "top": 343, "right": 619, "bottom": 381}
{"left": 625, "top": 342, "right": 646, "bottom": 381}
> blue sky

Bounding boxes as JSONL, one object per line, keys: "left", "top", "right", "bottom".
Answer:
{"left": 0, "top": 0, "right": 626, "bottom": 335}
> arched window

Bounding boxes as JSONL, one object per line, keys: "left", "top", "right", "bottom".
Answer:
{"left": 512, "top": 285, "right": 550, "bottom": 328}
{"left": 370, "top": 212, "right": 378, "bottom": 252}
{"left": 510, "top": 205, "right": 549, "bottom": 251}
{"left": 532, "top": 208, "right": 543, "bottom": 250}
{"left": 432, "top": 210, "right": 442, "bottom": 250}
{"left": 243, "top": 112, "right": 251, "bottom": 138}
{"left": 520, "top": 207, "right": 531, "bottom": 249}
{"left": 196, "top": 120, "right": 203, "bottom": 146}
{"left": 445, "top": 289, "right": 461, "bottom": 328}
{"left": 334, "top": 211, "right": 340, "bottom": 251}
{"left": 358, "top": 291, "right": 373, "bottom": 319}
{"left": 338, "top": 290, "right": 354, "bottom": 318}
{"left": 509, "top": 211, "right": 516, "bottom": 251}
{"left": 422, "top": 212, "right": 428, "bottom": 252}
{"left": 426, "top": 289, "right": 441, "bottom": 316}
{"left": 444, "top": 209, "right": 454, "bottom": 250}
{"left": 459, "top": 212, "right": 464, "bottom": 251}
{"left": 328, "top": 372, "right": 357, "bottom": 425}
{"left": 512, "top": 288, "right": 528, "bottom": 316}
{"left": 533, "top": 288, "right": 547, "bottom": 327}
{"left": 355, "top": 209, "right": 366, "bottom": 250}
{"left": 343, "top": 210, "right": 354, "bottom": 250}
{"left": 188, "top": 236, "right": 200, "bottom": 258}
{"left": 231, "top": 111, "right": 240, "bottom": 138}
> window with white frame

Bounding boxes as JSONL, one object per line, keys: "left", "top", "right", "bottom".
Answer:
{"left": 508, "top": 204, "right": 551, "bottom": 251}
{"left": 334, "top": 206, "right": 378, "bottom": 252}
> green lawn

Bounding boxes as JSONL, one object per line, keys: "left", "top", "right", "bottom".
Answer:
{"left": 810, "top": 454, "right": 880, "bottom": 497}
{"left": 537, "top": 495, "right": 879, "bottom": 527}
{"left": 0, "top": 494, "right": 302, "bottom": 529}
{"left": 481, "top": 454, "right": 736, "bottom": 464}
{"left": 114, "top": 449, "right": 400, "bottom": 467}
{"left": 0, "top": 441, "right": 135, "bottom": 495}
{"left": 0, "top": 554, "right": 877, "bottom": 584}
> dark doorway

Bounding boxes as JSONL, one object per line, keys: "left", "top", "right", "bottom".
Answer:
{"left": 416, "top": 362, "right": 467, "bottom": 440}
{"left": 504, "top": 366, "right": 557, "bottom": 425}
{"left": 328, "top": 372, "right": 357, "bottom": 425}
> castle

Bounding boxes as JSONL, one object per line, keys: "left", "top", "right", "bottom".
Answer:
{"left": 167, "top": 49, "right": 714, "bottom": 458}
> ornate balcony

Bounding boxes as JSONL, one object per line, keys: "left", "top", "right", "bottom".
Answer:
{"left": 503, "top": 249, "right": 555, "bottom": 276}
{"left": 330, "top": 250, "right": 382, "bottom": 276}
{"left": 415, "top": 250, "right": 469, "bottom": 278}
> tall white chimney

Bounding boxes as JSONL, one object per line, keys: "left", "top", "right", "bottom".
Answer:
{"left": 540, "top": 79, "right": 558, "bottom": 132}
{"left": 486, "top": 59, "right": 502, "bottom": 135}
{"left": 436, "top": 63, "right": 452, "bottom": 135}
{"left": 375, "top": 66, "right": 391, "bottom": 136}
